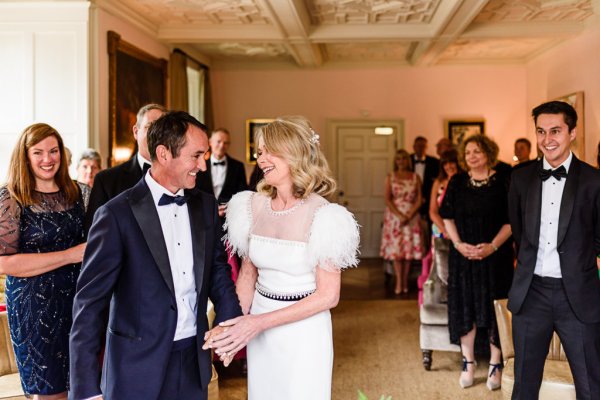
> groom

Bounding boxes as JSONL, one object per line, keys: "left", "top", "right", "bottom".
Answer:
{"left": 69, "top": 111, "right": 242, "bottom": 400}
{"left": 508, "top": 101, "right": 600, "bottom": 399}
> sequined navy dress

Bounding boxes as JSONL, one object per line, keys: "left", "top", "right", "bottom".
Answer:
{"left": 0, "top": 185, "right": 87, "bottom": 395}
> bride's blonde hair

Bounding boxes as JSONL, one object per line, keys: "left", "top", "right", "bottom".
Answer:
{"left": 256, "top": 116, "right": 337, "bottom": 199}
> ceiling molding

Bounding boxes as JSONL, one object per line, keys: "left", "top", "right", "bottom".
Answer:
{"left": 93, "top": 0, "right": 157, "bottom": 37}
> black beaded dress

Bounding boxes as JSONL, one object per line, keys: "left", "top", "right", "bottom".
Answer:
{"left": 439, "top": 172, "right": 513, "bottom": 347}
{"left": 0, "top": 185, "right": 87, "bottom": 395}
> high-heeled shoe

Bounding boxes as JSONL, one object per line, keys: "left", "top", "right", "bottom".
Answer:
{"left": 486, "top": 363, "right": 502, "bottom": 391}
{"left": 459, "top": 357, "right": 476, "bottom": 388}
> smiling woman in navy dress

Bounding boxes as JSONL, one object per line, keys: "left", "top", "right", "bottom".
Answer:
{"left": 0, "top": 123, "right": 88, "bottom": 400}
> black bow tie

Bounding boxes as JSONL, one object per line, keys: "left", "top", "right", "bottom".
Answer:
{"left": 213, "top": 160, "right": 226, "bottom": 166}
{"left": 142, "top": 163, "right": 151, "bottom": 174}
{"left": 158, "top": 193, "right": 188, "bottom": 206}
{"left": 539, "top": 165, "right": 567, "bottom": 181}
{"left": 414, "top": 159, "right": 426, "bottom": 164}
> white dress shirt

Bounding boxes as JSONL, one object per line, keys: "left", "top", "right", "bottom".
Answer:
{"left": 534, "top": 152, "right": 573, "bottom": 278}
{"left": 210, "top": 154, "right": 227, "bottom": 199}
{"left": 137, "top": 153, "right": 151, "bottom": 173}
{"left": 145, "top": 172, "right": 198, "bottom": 340}
{"left": 413, "top": 156, "right": 426, "bottom": 182}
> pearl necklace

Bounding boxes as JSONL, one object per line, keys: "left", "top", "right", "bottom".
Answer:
{"left": 469, "top": 170, "right": 491, "bottom": 188}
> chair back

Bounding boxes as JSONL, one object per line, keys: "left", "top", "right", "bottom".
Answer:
{"left": 548, "top": 332, "right": 567, "bottom": 361}
{"left": 0, "top": 311, "right": 18, "bottom": 375}
{"left": 493, "top": 299, "right": 514, "bottom": 359}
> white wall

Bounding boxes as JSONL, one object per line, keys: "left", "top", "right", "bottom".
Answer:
{"left": 526, "top": 19, "right": 600, "bottom": 164}
{"left": 211, "top": 65, "right": 529, "bottom": 169}
{"left": 0, "top": 1, "right": 90, "bottom": 180}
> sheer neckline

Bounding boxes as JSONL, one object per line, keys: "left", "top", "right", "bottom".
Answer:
{"left": 267, "top": 197, "right": 305, "bottom": 216}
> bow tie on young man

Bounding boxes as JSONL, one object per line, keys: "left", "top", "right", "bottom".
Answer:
{"left": 158, "top": 193, "right": 188, "bottom": 206}
{"left": 539, "top": 165, "right": 568, "bottom": 181}
{"left": 414, "top": 159, "right": 426, "bottom": 165}
{"left": 213, "top": 160, "right": 226, "bottom": 166}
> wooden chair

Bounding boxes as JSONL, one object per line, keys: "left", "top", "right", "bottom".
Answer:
{"left": 0, "top": 311, "right": 26, "bottom": 399}
{"left": 494, "top": 299, "right": 575, "bottom": 400}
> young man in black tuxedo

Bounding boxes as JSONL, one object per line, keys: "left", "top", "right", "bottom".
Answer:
{"left": 508, "top": 101, "right": 600, "bottom": 399}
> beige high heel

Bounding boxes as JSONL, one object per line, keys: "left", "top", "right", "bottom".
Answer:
{"left": 459, "top": 357, "right": 476, "bottom": 388}
{"left": 486, "top": 363, "right": 502, "bottom": 391}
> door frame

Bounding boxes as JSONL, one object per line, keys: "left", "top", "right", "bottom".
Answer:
{"left": 324, "top": 119, "right": 405, "bottom": 181}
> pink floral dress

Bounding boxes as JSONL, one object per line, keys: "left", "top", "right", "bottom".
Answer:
{"left": 380, "top": 172, "right": 423, "bottom": 261}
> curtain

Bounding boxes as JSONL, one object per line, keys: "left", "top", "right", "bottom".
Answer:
{"left": 169, "top": 49, "right": 188, "bottom": 112}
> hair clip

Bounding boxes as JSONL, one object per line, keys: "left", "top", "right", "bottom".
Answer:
{"left": 310, "top": 129, "right": 320, "bottom": 145}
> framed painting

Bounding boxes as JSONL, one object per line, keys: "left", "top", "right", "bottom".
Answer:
{"left": 445, "top": 119, "right": 485, "bottom": 148}
{"left": 246, "top": 119, "right": 273, "bottom": 164}
{"left": 554, "top": 91, "right": 584, "bottom": 161}
{"left": 108, "top": 31, "right": 167, "bottom": 167}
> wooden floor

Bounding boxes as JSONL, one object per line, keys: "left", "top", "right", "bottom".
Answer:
{"left": 216, "top": 258, "right": 422, "bottom": 398}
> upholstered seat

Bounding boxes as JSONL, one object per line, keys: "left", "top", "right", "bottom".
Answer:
{"left": 419, "top": 238, "right": 460, "bottom": 370}
{"left": 0, "top": 312, "right": 26, "bottom": 400}
{"left": 494, "top": 299, "right": 575, "bottom": 399}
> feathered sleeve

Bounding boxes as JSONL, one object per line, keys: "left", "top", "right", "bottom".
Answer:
{"left": 307, "top": 203, "right": 360, "bottom": 271}
{"left": 223, "top": 190, "right": 253, "bottom": 258}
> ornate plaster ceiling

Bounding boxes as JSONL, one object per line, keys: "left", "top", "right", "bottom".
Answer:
{"left": 95, "top": 0, "right": 599, "bottom": 68}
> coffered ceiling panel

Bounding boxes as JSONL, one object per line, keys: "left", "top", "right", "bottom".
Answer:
{"left": 96, "top": 0, "right": 599, "bottom": 67}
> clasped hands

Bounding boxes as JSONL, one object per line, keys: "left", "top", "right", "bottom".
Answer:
{"left": 202, "top": 314, "right": 262, "bottom": 367}
{"left": 456, "top": 241, "right": 495, "bottom": 260}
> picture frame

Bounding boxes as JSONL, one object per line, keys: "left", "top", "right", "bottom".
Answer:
{"left": 554, "top": 91, "right": 584, "bottom": 161}
{"left": 108, "top": 31, "right": 168, "bottom": 167}
{"left": 445, "top": 119, "right": 485, "bottom": 148}
{"left": 246, "top": 119, "right": 274, "bottom": 164}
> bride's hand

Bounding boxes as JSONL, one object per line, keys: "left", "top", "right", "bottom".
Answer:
{"left": 209, "top": 315, "right": 264, "bottom": 357}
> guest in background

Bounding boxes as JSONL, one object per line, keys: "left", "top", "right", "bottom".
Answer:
{"left": 411, "top": 136, "right": 439, "bottom": 225}
{"left": 380, "top": 149, "right": 423, "bottom": 295}
{"left": 197, "top": 127, "right": 248, "bottom": 219}
{"left": 0, "top": 123, "right": 88, "bottom": 399}
{"left": 248, "top": 164, "right": 263, "bottom": 191}
{"left": 65, "top": 146, "right": 73, "bottom": 168}
{"left": 512, "top": 138, "right": 536, "bottom": 171}
{"left": 76, "top": 148, "right": 102, "bottom": 188}
{"left": 86, "top": 103, "right": 167, "bottom": 231}
{"left": 429, "top": 149, "right": 460, "bottom": 246}
{"left": 435, "top": 137, "right": 453, "bottom": 157}
{"left": 440, "top": 134, "right": 513, "bottom": 391}
{"left": 205, "top": 116, "right": 359, "bottom": 400}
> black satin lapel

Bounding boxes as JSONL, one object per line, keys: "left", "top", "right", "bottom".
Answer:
{"left": 557, "top": 159, "right": 579, "bottom": 246}
{"left": 187, "top": 193, "right": 206, "bottom": 292}
{"left": 130, "top": 185, "right": 175, "bottom": 297}
{"left": 526, "top": 166, "right": 543, "bottom": 247}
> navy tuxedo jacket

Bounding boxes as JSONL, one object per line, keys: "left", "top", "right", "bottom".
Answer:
{"left": 196, "top": 155, "right": 248, "bottom": 204}
{"left": 508, "top": 156, "right": 600, "bottom": 322}
{"left": 69, "top": 178, "right": 242, "bottom": 400}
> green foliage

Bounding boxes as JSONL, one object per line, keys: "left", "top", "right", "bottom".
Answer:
{"left": 357, "top": 390, "right": 392, "bottom": 400}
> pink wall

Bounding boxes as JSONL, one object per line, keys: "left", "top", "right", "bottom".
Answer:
{"left": 211, "top": 65, "right": 528, "bottom": 168}
{"left": 94, "top": 9, "right": 171, "bottom": 163}
{"left": 526, "top": 21, "right": 600, "bottom": 165}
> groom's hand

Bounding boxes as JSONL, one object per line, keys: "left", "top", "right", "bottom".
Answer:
{"left": 202, "top": 325, "right": 227, "bottom": 350}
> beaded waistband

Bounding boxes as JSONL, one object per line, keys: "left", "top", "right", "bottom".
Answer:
{"left": 255, "top": 282, "right": 315, "bottom": 302}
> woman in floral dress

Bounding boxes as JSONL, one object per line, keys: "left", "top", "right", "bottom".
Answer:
{"left": 380, "top": 149, "right": 423, "bottom": 294}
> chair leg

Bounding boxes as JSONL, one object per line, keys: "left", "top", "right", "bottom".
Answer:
{"left": 422, "top": 349, "right": 432, "bottom": 371}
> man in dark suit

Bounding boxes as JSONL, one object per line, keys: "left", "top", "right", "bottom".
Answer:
{"left": 411, "top": 136, "right": 439, "bottom": 219}
{"left": 197, "top": 127, "right": 248, "bottom": 219}
{"left": 85, "top": 103, "right": 167, "bottom": 231}
{"left": 508, "top": 101, "right": 600, "bottom": 399}
{"left": 69, "top": 111, "right": 242, "bottom": 400}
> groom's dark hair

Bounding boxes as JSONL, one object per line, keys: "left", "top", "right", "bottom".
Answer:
{"left": 532, "top": 101, "right": 577, "bottom": 132}
{"left": 147, "top": 111, "right": 209, "bottom": 160}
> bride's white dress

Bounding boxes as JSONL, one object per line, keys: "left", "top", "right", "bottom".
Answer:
{"left": 225, "top": 191, "right": 359, "bottom": 400}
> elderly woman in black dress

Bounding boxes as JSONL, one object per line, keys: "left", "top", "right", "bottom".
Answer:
{"left": 439, "top": 134, "right": 513, "bottom": 391}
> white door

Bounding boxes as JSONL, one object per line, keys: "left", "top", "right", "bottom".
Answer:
{"left": 326, "top": 120, "right": 404, "bottom": 258}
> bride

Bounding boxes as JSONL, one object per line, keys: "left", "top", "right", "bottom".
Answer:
{"left": 203, "top": 116, "right": 359, "bottom": 399}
